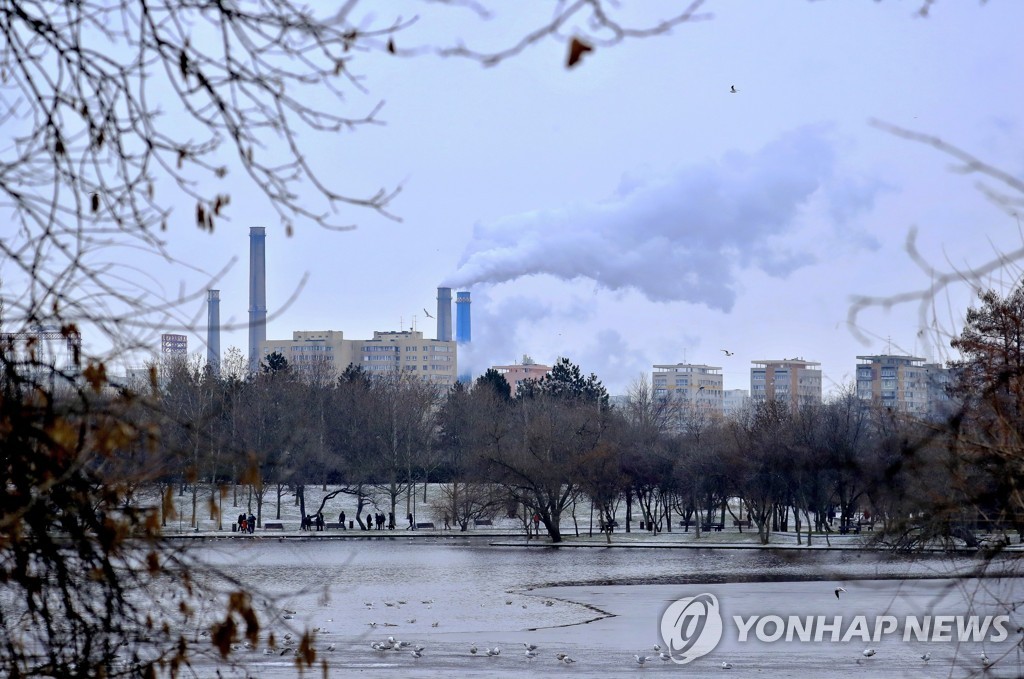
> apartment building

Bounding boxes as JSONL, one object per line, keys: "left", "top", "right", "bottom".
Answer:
{"left": 492, "top": 358, "right": 551, "bottom": 396}
{"left": 750, "top": 359, "right": 822, "bottom": 410}
{"left": 855, "top": 354, "right": 954, "bottom": 418}
{"left": 652, "top": 363, "right": 724, "bottom": 416}
{"left": 261, "top": 329, "right": 457, "bottom": 385}
{"left": 723, "top": 388, "right": 750, "bottom": 418}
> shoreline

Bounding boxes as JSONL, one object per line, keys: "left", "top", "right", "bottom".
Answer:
{"left": 157, "top": 529, "right": 1023, "bottom": 557}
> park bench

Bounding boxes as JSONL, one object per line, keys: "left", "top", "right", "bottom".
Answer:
{"left": 732, "top": 520, "right": 752, "bottom": 529}
{"left": 857, "top": 520, "right": 875, "bottom": 531}
{"left": 838, "top": 523, "right": 861, "bottom": 535}
{"left": 263, "top": 522, "right": 284, "bottom": 530}
{"left": 473, "top": 519, "right": 493, "bottom": 526}
{"left": 415, "top": 522, "right": 435, "bottom": 529}
{"left": 701, "top": 523, "right": 725, "bottom": 532}
{"left": 324, "top": 522, "right": 345, "bottom": 529}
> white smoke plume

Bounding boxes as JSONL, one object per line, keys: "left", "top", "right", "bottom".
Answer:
{"left": 444, "top": 124, "right": 882, "bottom": 312}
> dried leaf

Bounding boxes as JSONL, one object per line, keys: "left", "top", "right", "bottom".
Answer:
{"left": 90, "top": 192, "right": 99, "bottom": 213}
{"left": 386, "top": 37, "right": 395, "bottom": 54}
{"left": 567, "top": 37, "right": 593, "bottom": 69}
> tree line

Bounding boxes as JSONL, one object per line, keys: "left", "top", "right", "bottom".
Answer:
{"left": 141, "top": 284, "right": 1024, "bottom": 550}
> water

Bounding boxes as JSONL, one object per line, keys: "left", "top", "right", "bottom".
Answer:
{"left": 183, "top": 537, "right": 1024, "bottom": 677}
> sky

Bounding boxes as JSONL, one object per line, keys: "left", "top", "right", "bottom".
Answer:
{"left": 108, "top": 1, "right": 1024, "bottom": 395}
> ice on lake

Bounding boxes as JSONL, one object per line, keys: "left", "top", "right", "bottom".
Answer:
{"left": 183, "top": 537, "right": 1024, "bottom": 677}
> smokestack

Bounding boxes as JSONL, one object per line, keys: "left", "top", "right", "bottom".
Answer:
{"left": 248, "top": 227, "right": 267, "bottom": 373}
{"left": 456, "top": 291, "right": 471, "bottom": 344}
{"left": 207, "top": 289, "right": 220, "bottom": 376}
{"left": 436, "top": 287, "right": 452, "bottom": 342}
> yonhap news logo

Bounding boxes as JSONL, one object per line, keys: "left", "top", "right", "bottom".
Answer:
{"left": 660, "top": 591, "right": 1011, "bottom": 666}
{"left": 660, "top": 593, "right": 724, "bottom": 664}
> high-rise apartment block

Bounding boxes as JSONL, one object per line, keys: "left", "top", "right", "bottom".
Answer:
{"left": 855, "top": 354, "right": 953, "bottom": 418}
{"left": 723, "top": 388, "right": 750, "bottom": 418}
{"left": 652, "top": 363, "right": 724, "bottom": 415}
{"left": 750, "top": 359, "right": 822, "bottom": 410}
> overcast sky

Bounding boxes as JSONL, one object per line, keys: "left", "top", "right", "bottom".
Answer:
{"left": 142, "top": 1, "right": 1024, "bottom": 395}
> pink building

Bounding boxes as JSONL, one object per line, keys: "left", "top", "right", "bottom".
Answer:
{"left": 492, "top": 357, "right": 551, "bottom": 396}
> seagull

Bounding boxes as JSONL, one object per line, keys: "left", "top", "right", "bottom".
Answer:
{"left": 653, "top": 645, "right": 661, "bottom": 652}
{"left": 325, "top": 644, "right": 336, "bottom": 652}
{"left": 431, "top": 622, "right": 439, "bottom": 627}
{"left": 698, "top": 386, "right": 706, "bottom": 392}
{"left": 982, "top": 652, "right": 993, "bottom": 667}
{"left": 921, "top": 652, "right": 931, "bottom": 661}
{"left": 411, "top": 650, "right": 422, "bottom": 658}
{"left": 658, "top": 652, "right": 671, "bottom": 661}
{"left": 721, "top": 349, "right": 734, "bottom": 356}
{"left": 722, "top": 662, "right": 733, "bottom": 669}
{"left": 730, "top": 85, "right": 739, "bottom": 93}
{"left": 863, "top": 648, "right": 876, "bottom": 657}
{"left": 524, "top": 643, "right": 537, "bottom": 651}
{"left": 635, "top": 655, "right": 652, "bottom": 665}
{"left": 486, "top": 647, "right": 501, "bottom": 656}
{"left": 555, "top": 653, "right": 569, "bottom": 660}
{"left": 835, "top": 587, "right": 847, "bottom": 599}
{"left": 562, "top": 656, "right": 576, "bottom": 664}
{"left": 525, "top": 650, "right": 538, "bottom": 659}
{"left": 469, "top": 645, "right": 478, "bottom": 655}
{"left": 422, "top": 308, "right": 434, "bottom": 319}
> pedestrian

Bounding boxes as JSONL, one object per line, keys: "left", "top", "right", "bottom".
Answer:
{"left": 238, "top": 513, "right": 245, "bottom": 532}
{"left": 340, "top": 510, "right": 346, "bottom": 530}
{"left": 532, "top": 513, "right": 541, "bottom": 537}
{"left": 316, "top": 512, "right": 324, "bottom": 531}
{"left": 388, "top": 511, "right": 395, "bottom": 530}
{"left": 443, "top": 514, "right": 451, "bottom": 530}
{"left": 365, "top": 512, "right": 372, "bottom": 530}
{"left": 248, "top": 512, "right": 256, "bottom": 534}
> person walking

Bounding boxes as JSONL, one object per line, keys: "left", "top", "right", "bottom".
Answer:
{"left": 407, "top": 512, "right": 414, "bottom": 530}
{"left": 388, "top": 511, "right": 395, "bottom": 530}
{"left": 532, "top": 513, "right": 541, "bottom": 537}
{"left": 340, "top": 510, "right": 346, "bottom": 530}
{"left": 443, "top": 514, "right": 451, "bottom": 530}
{"left": 248, "top": 512, "right": 256, "bottom": 534}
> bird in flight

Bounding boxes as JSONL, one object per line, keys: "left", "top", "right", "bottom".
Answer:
{"left": 721, "top": 349, "right": 734, "bottom": 356}
{"left": 422, "top": 308, "right": 434, "bottom": 319}
{"left": 730, "top": 85, "right": 739, "bottom": 93}
{"left": 835, "top": 587, "right": 847, "bottom": 599}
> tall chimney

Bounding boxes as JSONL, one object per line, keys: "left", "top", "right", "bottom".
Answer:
{"left": 455, "top": 291, "right": 471, "bottom": 344}
{"left": 207, "top": 289, "right": 220, "bottom": 376}
{"left": 248, "top": 227, "right": 267, "bottom": 373}
{"left": 436, "top": 287, "right": 452, "bottom": 342}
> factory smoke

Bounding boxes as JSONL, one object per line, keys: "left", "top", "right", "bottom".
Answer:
{"left": 444, "top": 125, "right": 883, "bottom": 313}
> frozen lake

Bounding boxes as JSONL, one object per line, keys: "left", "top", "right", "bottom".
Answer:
{"left": 186, "top": 536, "right": 1024, "bottom": 677}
